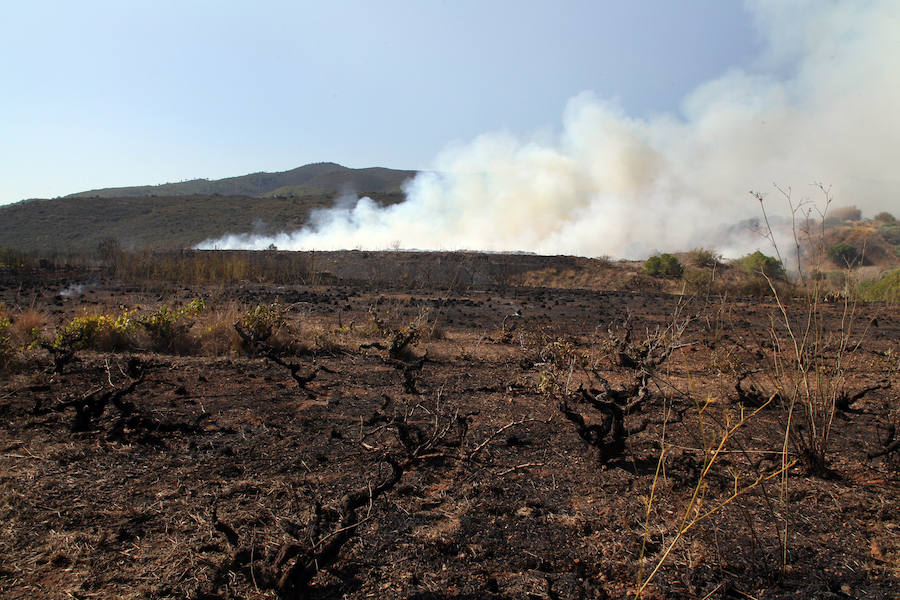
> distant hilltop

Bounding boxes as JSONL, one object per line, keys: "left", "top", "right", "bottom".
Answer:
{"left": 66, "top": 162, "right": 418, "bottom": 199}
{"left": 0, "top": 162, "right": 415, "bottom": 253}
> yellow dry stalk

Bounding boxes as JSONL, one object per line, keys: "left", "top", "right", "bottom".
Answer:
{"left": 636, "top": 395, "right": 794, "bottom": 598}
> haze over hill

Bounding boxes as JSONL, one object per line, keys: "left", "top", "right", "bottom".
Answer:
{"left": 0, "top": 163, "right": 412, "bottom": 253}
{"left": 66, "top": 163, "right": 416, "bottom": 199}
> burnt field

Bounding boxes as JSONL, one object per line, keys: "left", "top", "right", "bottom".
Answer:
{"left": 0, "top": 252, "right": 898, "bottom": 599}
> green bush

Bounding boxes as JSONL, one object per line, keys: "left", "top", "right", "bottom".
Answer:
{"left": 874, "top": 211, "right": 896, "bottom": 223}
{"left": 827, "top": 243, "right": 861, "bottom": 267}
{"left": 55, "top": 308, "right": 137, "bottom": 352}
{"left": 858, "top": 269, "right": 900, "bottom": 302}
{"left": 235, "top": 302, "right": 301, "bottom": 355}
{"left": 738, "top": 251, "right": 786, "bottom": 280}
{"left": 642, "top": 253, "right": 684, "bottom": 279}
{"left": 878, "top": 222, "right": 900, "bottom": 245}
{"left": 137, "top": 298, "right": 205, "bottom": 353}
{"left": 240, "top": 303, "right": 286, "bottom": 343}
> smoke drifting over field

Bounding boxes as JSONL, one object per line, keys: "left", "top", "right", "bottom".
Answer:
{"left": 201, "top": 1, "right": 900, "bottom": 258}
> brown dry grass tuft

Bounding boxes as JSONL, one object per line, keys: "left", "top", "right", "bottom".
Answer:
{"left": 9, "top": 307, "right": 47, "bottom": 347}
{"left": 196, "top": 301, "right": 244, "bottom": 355}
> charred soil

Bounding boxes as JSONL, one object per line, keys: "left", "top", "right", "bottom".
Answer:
{"left": 1, "top": 255, "right": 898, "bottom": 599}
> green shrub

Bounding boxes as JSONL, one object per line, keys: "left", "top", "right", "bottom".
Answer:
{"left": 858, "top": 268, "right": 900, "bottom": 302}
{"left": 827, "top": 243, "right": 861, "bottom": 267}
{"left": 55, "top": 308, "right": 137, "bottom": 351}
{"left": 137, "top": 298, "right": 205, "bottom": 353}
{"left": 687, "top": 247, "right": 721, "bottom": 268}
{"left": 874, "top": 211, "right": 896, "bottom": 223}
{"left": 642, "top": 253, "right": 684, "bottom": 279}
{"left": 642, "top": 256, "right": 662, "bottom": 277}
{"left": 738, "top": 251, "right": 785, "bottom": 280}
{"left": 235, "top": 302, "right": 301, "bottom": 354}
{"left": 240, "top": 303, "right": 286, "bottom": 343}
{"left": 878, "top": 222, "right": 900, "bottom": 245}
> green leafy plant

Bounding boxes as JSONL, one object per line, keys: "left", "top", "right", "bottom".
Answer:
{"left": 642, "top": 253, "right": 684, "bottom": 279}
{"left": 239, "top": 303, "right": 287, "bottom": 344}
{"left": 738, "top": 250, "right": 786, "bottom": 280}
{"left": 55, "top": 308, "right": 137, "bottom": 352}
{"left": 877, "top": 222, "right": 900, "bottom": 245}
{"left": 827, "top": 243, "right": 861, "bottom": 267}
{"left": 858, "top": 268, "right": 900, "bottom": 302}
{"left": 136, "top": 298, "right": 205, "bottom": 353}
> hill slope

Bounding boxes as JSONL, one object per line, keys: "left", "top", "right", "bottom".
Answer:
{"left": 66, "top": 163, "right": 417, "bottom": 199}
{"left": 0, "top": 192, "right": 405, "bottom": 253}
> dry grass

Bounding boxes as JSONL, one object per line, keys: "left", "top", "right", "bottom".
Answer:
{"left": 8, "top": 307, "right": 47, "bottom": 346}
{"left": 196, "top": 301, "right": 244, "bottom": 355}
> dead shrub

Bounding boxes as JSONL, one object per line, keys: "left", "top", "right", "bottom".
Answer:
{"left": 687, "top": 247, "right": 721, "bottom": 268}
{"left": 426, "top": 323, "right": 448, "bottom": 341}
{"left": 752, "top": 184, "right": 875, "bottom": 477}
{"left": 301, "top": 322, "right": 347, "bottom": 355}
{"left": 370, "top": 308, "right": 428, "bottom": 361}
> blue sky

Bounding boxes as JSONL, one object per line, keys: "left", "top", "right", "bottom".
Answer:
{"left": 0, "top": 1, "right": 761, "bottom": 205}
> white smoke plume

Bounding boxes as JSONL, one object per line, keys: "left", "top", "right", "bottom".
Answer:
{"left": 200, "top": 1, "right": 900, "bottom": 258}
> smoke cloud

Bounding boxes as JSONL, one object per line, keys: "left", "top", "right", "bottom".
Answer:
{"left": 200, "top": 0, "right": 900, "bottom": 258}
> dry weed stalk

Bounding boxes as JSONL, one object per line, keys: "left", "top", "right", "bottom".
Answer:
{"left": 753, "top": 184, "right": 872, "bottom": 477}
{"left": 636, "top": 392, "right": 794, "bottom": 597}
{"left": 746, "top": 183, "right": 891, "bottom": 579}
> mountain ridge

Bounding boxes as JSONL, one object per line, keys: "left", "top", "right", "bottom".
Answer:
{"left": 65, "top": 162, "right": 417, "bottom": 199}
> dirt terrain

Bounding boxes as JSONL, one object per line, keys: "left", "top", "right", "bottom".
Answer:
{"left": 1, "top": 253, "right": 898, "bottom": 599}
